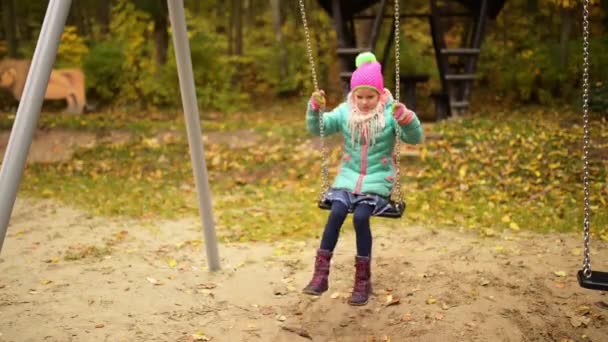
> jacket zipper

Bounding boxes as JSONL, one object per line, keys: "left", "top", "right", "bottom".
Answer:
{"left": 354, "top": 137, "right": 368, "bottom": 193}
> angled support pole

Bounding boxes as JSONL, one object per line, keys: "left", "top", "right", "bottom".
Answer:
{"left": 0, "top": 0, "right": 72, "bottom": 254}
{"left": 167, "top": 0, "right": 221, "bottom": 271}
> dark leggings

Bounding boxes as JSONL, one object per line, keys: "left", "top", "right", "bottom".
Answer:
{"left": 319, "top": 201, "right": 374, "bottom": 257}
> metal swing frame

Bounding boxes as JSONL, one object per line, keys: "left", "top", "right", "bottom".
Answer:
{"left": 577, "top": 0, "right": 608, "bottom": 291}
{"left": 0, "top": 0, "right": 221, "bottom": 271}
{"left": 298, "top": 0, "right": 406, "bottom": 219}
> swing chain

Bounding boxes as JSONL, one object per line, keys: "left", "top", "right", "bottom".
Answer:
{"left": 581, "top": 0, "right": 592, "bottom": 279}
{"left": 392, "top": 0, "right": 403, "bottom": 204}
{"left": 298, "top": 0, "right": 330, "bottom": 197}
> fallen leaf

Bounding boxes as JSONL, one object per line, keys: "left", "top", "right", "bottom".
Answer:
{"left": 330, "top": 292, "right": 341, "bottom": 299}
{"left": 40, "top": 280, "right": 53, "bottom": 285}
{"left": 191, "top": 332, "right": 211, "bottom": 341}
{"left": 570, "top": 315, "right": 591, "bottom": 327}
{"left": 554, "top": 271, "right": 567, "bottom": 277}
{"left": 385, "top": 294, "right": 400, "bottom": 306}
{"left": 426, "top": 297, "right": 436, "bottom": 305}
{"left": 146, "top": 277, "right": 162, "bottom": 285}
{"left": 197, "top": 283, "right": 217, "bottom": 289}
{"left": 509, "top": 222, "right": 520, "bottom": 231}
{"left": 401, "top": 313, "right": 412, "bottom": 322}
{"left": 575, "top": 305, "right": 591, "bottom": 315}
{"left": 167, "top": 259, "right": 177, "bottom": 268}
{"left": 259, "top": 306, "right": 276, "bottom": 316}
{"left": 95, "top": 324, "right": 105, "bottom": 328}
{"left": 481, "top": 228, "right": 496, "bottom": 237}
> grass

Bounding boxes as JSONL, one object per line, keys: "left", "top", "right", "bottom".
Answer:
{"left": 1, "top": 101, "right": 607, "bottom": 242}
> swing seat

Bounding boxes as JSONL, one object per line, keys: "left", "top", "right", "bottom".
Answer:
{"left": 317, "top": 198, "right": 406, "bottom": 219}
{"left": 577, "top": 269, "right": 608, "bottom": 291}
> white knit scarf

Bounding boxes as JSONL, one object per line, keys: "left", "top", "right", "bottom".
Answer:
{"left": 347, "top": 93, "right": 386, "bottom": 147}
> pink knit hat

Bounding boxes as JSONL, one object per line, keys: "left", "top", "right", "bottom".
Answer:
{"left": 350, "top": 52, "right": 384, "bottom": 93}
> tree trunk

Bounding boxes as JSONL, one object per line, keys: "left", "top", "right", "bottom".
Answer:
{"left": 2, "top": 0, "right": 19, "bottom": 57}
{"left": 234, "top": 0, "right": 243, "bottom": 55}
{"left": 270, "top": 0, "right": 287, "bottom": 79}
{"left": 559, "top": 6, "right": 574, "bottom": 68}
{"left": 71, "top": 1, "right": 88, "bottom": 36}
{"left": 527, "top": 0, "right": 538, "bottom": 28}
{"left": 216, "top": 0, "right": 225, "bottom": 33}
{"left": 228, "top": 0, "right": 234, "bottom": 54}
{"left": 246, "top": 0, "right": 254, "bottom": 27}
{"left": 153, "top": 0, "right": 169, "bottom": 66}
{"left": 97, "top": 0, "right": 111, "bottom": 36}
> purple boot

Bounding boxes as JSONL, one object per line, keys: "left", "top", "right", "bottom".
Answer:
{"left": 302, "top": 249, "right": 333, "bottom": 295}
{"left": 349, "top": 256, "right": 372, "bottom": 306}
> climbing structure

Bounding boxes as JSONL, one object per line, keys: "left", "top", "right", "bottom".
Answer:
{"left": 316, "top": 0, "right": 507, "bottom": 119}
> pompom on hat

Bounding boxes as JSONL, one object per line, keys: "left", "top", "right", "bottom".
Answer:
{"left": 350, "top": 52, "right": 384, "bottom": 94}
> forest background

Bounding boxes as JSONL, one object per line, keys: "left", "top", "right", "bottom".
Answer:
{"left": 1, "top": 0, "right": 607, "bottom": 112}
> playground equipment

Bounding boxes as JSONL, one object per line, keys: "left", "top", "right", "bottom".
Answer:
{"left": 316, "top": 0, "right": 507, "bottom": 119}
{"left": 0, "top": 0, "right": 221, "bottom": 271}
{"left": 576, "top": 0, "right": 608, "bottom": 292}
{"left": 299, "top": 0, "right": 406, "bottom": 218}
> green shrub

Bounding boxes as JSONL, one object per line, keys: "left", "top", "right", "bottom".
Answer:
{"left": 82, "top": 42, "right": 127, "bottom": 105}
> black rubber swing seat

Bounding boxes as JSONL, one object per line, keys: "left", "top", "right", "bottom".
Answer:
{"left": 317, "top": 197, "right": 406, "bottom": 219}
{"left": 577, "top": 269, "right": 608, "bottom": 291}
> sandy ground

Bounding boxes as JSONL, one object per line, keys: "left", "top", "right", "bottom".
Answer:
{"left": 0, "top": 197, "right": 607, "bottom": 342}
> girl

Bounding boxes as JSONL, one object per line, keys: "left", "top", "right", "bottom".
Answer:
{"left": 303, "top": 52, "right": 423, "bottom": 305}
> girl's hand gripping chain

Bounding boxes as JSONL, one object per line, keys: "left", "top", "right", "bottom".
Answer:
{"left": 310, "top": 90, "right": 326, "bottom": 111}
{"left": 392, "top": 102, "right": 414, "bottom": 126}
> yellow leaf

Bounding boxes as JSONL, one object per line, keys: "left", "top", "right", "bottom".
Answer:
{"left": 426, "top": 297, "right": 436, "bottom": 305}
{"left": 554, "top": 271, "right": 567, "bottom": 277}
{"left": 143, "top": 138, "right": 160, "bottom": 148}
{"left": 420, "top": 147, "right": 428, "bottom": 161}
{"left": 191, "top": 332, "right": 211, "bottom": 341}
{"left": 459, "top": 165, "right": 467, "bottom": 179}
{"left": 481, "top": 228, "right": 496, "bottom": 237}
{"left": 509, "top": 222, "right": 520, "bottom": 231}
{"left": 501, "top": 215, "right": 511, "bottom": 223}
{"left": 167, "top": 259, "right": 177, "bottom": 268}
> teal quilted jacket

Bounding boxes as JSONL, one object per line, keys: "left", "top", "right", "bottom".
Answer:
{"left": 306, "top": 96, "right": 423, "bottom": 197}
